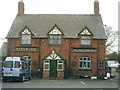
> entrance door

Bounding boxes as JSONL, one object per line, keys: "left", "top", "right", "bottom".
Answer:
{"left": 49, "top": 60, "right": 57, "bottom": 78}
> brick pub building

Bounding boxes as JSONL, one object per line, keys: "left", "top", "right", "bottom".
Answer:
{"left": 6, "top": 0, "right": 107, "bottom": 79}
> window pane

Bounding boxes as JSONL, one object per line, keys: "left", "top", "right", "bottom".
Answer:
{"left": 45, "top": 64, "right": 49, "bottom": 69}
{"left": 45, "top": 61, "right": 49, "bottom": 63}
{"left": 4, "top": 61, "right": 13, "bottom": 68}
{"left": 83, "top": 62, "right": 86, "bottom": 68}
{"left": 58, "top": 64, "right": 63, "bottom": 69}
{"left": 14, "top": 61, "right": 20, "bottom": 68}
{"left": 87, "top": 62, "right": 91, "bottom": 68}
{"left": 50, "top": 35, "right": 53, "bottom": 39}
{"left": 54, "top": 35, "right": 58, "bottom": 39}
{"left": 58, "top": 40, "right": 61, "bottom": 44}
{"left": 81, "top": 40, "right": 90, "bottom": 45}
{"left": 50, "top": 40, "right": 54, "bottom": 44}
{"left": 22, "top": 35, "right": 31, "bottom": 44}
{"left": 58, "top": 35, "right": 61, "bottom": 39}
{"left": 79, "top": 61, "right": 82, "bottom": 68}
{"left": 83, "top": 58, "right": 86, "bottom": 60}
{"left": 50, "top": 35, "right": 61, "bottom": 45}
{"left": 81, "top": 36, "right": 90, "bottom": 39}
{"left": 88, "top": 57, "right": 91, "bottom": 61}
{"left": 58, "top": 60, "right": 63, "bottom": 63}
{"left": 54, "top": 39, "right": 58, "bottom": 44}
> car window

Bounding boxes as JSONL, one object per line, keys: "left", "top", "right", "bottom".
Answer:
{"left": 4, "top": 61, "right": 13, "bottom": 68}
{"left": 14, "top": 61, "right": 20, "bottom": 68}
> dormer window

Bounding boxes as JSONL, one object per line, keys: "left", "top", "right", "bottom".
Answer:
{"left": 48, "top": 25, "right": 63, "bottom": 46}
{"left": 81, "top": 36, "right": 91, "bottom": 45}
{"left": 80, "top": 27, "right": 92, "bottom": 46}
{"left": 50, "top": 35, "right": 61, "bottom": 45}
{"left": 20, "top": 27, "right": 32, "bottom": 45}
{"left": 22, "top": 35, "right": 31, "bottom": 44}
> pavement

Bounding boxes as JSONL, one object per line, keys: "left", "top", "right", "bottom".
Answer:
{"left": 1, "top": 75, "right": 119, "bottom": 88}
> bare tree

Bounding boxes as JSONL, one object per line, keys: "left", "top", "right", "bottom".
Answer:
{"left": 104, "top": 25, "right": 118, "bottom": 54}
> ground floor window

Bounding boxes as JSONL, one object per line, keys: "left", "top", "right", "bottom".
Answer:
{"left": 98, "top": 60, "right": 105, "bottom": 69}
{"left": 79, "top": 56, "right": 91, "bottom": 69}
{"left": 44, "top": 60, "right": 50, "bottom": 70}
{"left": 57, "top": 60, "right": 64, "bottom": 71}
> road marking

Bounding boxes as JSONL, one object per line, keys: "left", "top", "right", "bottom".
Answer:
{"left": 111, "top": 83, "right": 116, "bottom": 84}
{"left": 23, "top": 82, "right": 28, "bottom": 83}
{"left": 81, "top": 81, "right": 85, "bottom": 85}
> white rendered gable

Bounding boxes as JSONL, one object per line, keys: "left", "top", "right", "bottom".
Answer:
{"left": 81, "top": 29, "right": 91, "bottom": 35}
{"left": 21, "top": 28, "right": 31, "bottom": 34}
{"left": 49, "top": 27, "right": 62, "bottom": 35}
{"left": 46, "top": 50, "right": 62, "bottom": 60}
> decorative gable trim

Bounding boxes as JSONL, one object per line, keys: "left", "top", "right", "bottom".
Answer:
{"left": 19, "top": 26, "right": 34, "bottom": 35}
{"left": 42, "top": 49, "right": 65, "bottom": 60}
{"left": 48, "top": 24, "right": 64, "bottom": 35}
{"left": 79, "top": 26, "right": 93, "bottom": 36}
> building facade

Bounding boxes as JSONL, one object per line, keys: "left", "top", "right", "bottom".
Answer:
{"left": 6, "top": 0, "right": 107, "bottom": 79}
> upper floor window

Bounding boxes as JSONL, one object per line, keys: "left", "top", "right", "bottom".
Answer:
{"left": 22, "top": 35, "right": 31, "bottom": 44}
{"left": 21, "top": 28, "right": 31, "bottom": 45}
{"left": 49, "top": 25, "right": 63, "bottom": 45}
{"left": 80, "top": 27, "right": 92, "bottom": 46}
{"left": 81, "top": 36, "right": 91, "bottom": 45}
{"left": 50, "top": 35, "right": 61, "bottom": 45}
{"left": 79, "top": 56, "right": 91, "bottom": 69}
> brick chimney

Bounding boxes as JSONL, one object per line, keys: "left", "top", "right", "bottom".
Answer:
{"left": 94, "top": 0, "right": 99, "bottom": 16}
{"left": 18, "top": 0, "right": 24, "bottom": 16}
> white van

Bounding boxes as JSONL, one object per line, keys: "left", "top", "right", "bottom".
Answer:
{"left": 2, "top": 57, "right": 32, "bottom": 82}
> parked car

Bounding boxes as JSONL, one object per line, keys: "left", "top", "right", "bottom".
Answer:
{"left": 2, "top": 57, "right": 32, "bottom": 82}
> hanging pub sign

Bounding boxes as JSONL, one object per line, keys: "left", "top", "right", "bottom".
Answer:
{"left": 72, "top": 48, "right": 97, "bottom": 53}
{"left": 14, "top": 47, "right": 39, "bottom": 52}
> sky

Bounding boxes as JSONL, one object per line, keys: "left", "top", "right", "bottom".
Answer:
{"left": 0, "top": 0, "right": 119, "bottom": 51}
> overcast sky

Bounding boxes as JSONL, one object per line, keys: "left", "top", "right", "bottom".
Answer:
{"left": 0, "top": 0, "right": 119, "bottom": 50}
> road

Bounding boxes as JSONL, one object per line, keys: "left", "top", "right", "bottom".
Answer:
{"left": 1, "top": 76, "right": 119, "bottom": 89}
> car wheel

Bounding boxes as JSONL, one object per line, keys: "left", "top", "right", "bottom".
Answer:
{"left": 28, "top": 75, "right": 32, "bottom": 80}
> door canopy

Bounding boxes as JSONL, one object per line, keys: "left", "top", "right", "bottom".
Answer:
{"left": 42, "top": 49, "right": 65, "bottom": 60}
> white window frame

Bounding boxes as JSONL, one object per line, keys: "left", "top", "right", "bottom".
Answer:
{"left": 22, "top": 35, "right": 31, "bottom": 44}
{"left": 79, "top": 57, "right": 91, "bottom": 69}
{"left": 98, "top": 60, "right": 105, "bottom": 69}
{"left": 81, "top": 36, "right": 91, "bottom": 45}
{"left": 44, "top": 60, "right": 50, "bottom": 71}
{"left": 57, "top": 60, "right": 64, "bottom": 71}
{"left": 50, "top": 35, "right": 62, "bottom": 45}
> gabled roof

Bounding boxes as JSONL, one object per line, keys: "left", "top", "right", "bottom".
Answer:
{"left": 42, "top": 49, "right": 65, "bottom": 60}
{"left": 19, "top": 26, "right": 34, "bottom": 35}
{"left": 6, "top": 14, "right": 107, "bottom": 39}
{"left": 79, "top": 26, "right": 93, "bottom": 36}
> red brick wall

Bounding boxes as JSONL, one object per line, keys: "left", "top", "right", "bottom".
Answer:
{"left": 57, "top": 71, "right": 64, "bottom": 79}
{"left": 43, "top": 71, "right": 49, "bottom": 79}
{"left": 8, "top": 34, "right": 106, "bottom": 78}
